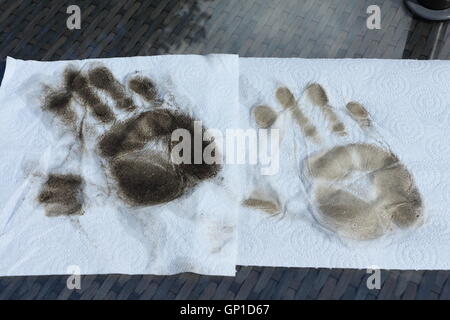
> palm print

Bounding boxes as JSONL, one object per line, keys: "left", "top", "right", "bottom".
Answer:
{"left": 249, "top": 83, "right": 423, "bottom": 240}
{"left": 38, "top": 64, "right": 220, "bottom": 216}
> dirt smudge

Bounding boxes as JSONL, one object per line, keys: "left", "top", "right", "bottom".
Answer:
{"left": 276, "top": 87, "right": 320, "bottom": 143}
{"left": 111, "top": 151, "right": 187, "bottom": 206}
{"left": 38, "top": 174, "right": 84, "bottom": 216}
{"left": 128, "top": 76, "right": 158, "bottom": 103}
{"left": 307, "top": 143, "right": 422, "bottom": 240}
{"left": 242, "top": 198, "right": 281, "bottom": 215}
{"left": 98, "top": 109, "right": 221, "bottom": 206}
{"left": 70, "top": 71, "right": 115, "bottom": 123}
{"left": 306, "top": 83, "right": 346, "bottom": 136}
{"left": 346, "top": 101, "right": 371, "bottom": 129}
{"left": 88, "top": 66, "right": 136, "bottom": 111}
{"left": 252, "top": 105, "right": 277, "bottom": 128}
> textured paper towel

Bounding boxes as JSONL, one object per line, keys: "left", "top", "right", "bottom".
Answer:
{"left": 0, "top": 55, "right": 241, "bottom": 276}
{"left": 238, "top": 58, "right": 450, "bottom": 269}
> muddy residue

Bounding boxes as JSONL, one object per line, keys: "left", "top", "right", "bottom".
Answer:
{"left": 242, "top": 198, "right": 281, "bottom": 215}
{"left": 88, "top": 66, "right": 136, "bottom": 111}
{"left": 307, "top": 145, "right": 354, "bottom": 180}
{"left": 110, "top": 151, "right": 187, "bottom": 206}
{"left": 307, "top": 143, "right": 422, "bottom": 240}
{"left": 98, "top": 109, "right": 220, "bottom": 206}
{"left": 38, "top": 174, "right": 84, "bottom": 216}
{"left": 41, "top": 68, "right": 82, "bottom": 125}
{"left": 276, "top": 87, "right": 320, "bottom": 143}
{"left": 40, "top": 63, "right": 222, "bottom": 210}
{"left": 267, "top": 83, "right": 423, "bottom": 240}
{"left": 306, "top": 83, "right": 346, "bottom": 136}
{"left": 42, "top": 89, "right": 75, "bottom": 124}
{"left": 128, "top": 76, "right": 158, "bottom": 103}
{"left": 252, "top": 105, "right": 277, "bottom": 129}
{"left": 70, "top": 71, "right": 115, "bottom": 123}
{"left": 346, "top": 101, "right": 371, "bottom": 129}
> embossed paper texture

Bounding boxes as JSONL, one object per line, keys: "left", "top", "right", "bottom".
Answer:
{"left": 239, "top": 58, "right": 450, "bottom": 269}
{"left": 0, "top": 55, "right": 240, "bottom": 276}
{"left": 1, "top": 56, "right": 450, "bottom": 276}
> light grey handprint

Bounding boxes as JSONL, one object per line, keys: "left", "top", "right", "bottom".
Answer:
{"left": 249, "top": 83, "right": 423, "bottom": 240}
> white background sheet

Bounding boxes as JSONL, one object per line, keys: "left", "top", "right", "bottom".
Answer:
{"left": 0, "top": 55, "right": 240, "bottom": 276}
{"left": 238, "top": 58, "right": 450, "bottom": 270}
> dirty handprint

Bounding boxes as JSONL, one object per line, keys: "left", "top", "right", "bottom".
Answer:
{"left": 38, "top": 64, "right": 220, "bottom": 215}
{"left": 248, "top": 83, "right": 423, "bottom": 240}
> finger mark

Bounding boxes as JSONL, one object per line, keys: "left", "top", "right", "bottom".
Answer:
{"left": 98, "top": 110, "right": 174, "bottom": 158}
{"left": 63, "top": 67, "right": 80, "bottom": 91}
{"left": 346, "top": 101, "right": 372, "bottom": 129}
{"left": 332, "top": 122, "right": 346, "bottom": 136}
{"left": 41, "top": 67, "right": 81, "bottom": 125}
{"left": 276, "top": 87, "right": 296, "bottom": 107}
{"left": 42, "top": 89, "right": 75, "bottom": 124}
{"left": 306, "top": 83, "right": 329, "bottom": 106}
{"left": 242, "top": 198, "right": 281, "bottom": 215}
{"left": 128, "top": 76, "right": 158, "bottom": 103}
{"left": 305, "top": 83, "right": 347, "bottom": 136}
{"left": 276, "top": 87, "right": 320, "bottom": 143}
{"left": 291, "top": 107, "right": 321, "bottom": 142}
{"left": 38, "top": 174, "right": 84, "bottom": 216}
{"left": 88, "top": 66, "right": 136, "bottom": 111}
{"left": 70, "top": 73, "right": 115, "bottom": 123}
{"left": 252, "top": 105, "right": 277, "bottom": 128}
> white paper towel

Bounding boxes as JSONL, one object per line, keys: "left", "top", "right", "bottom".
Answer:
{"left": 238, "top": 58, "right": 450, "bottom": 269}
{"left": 2, "top": 55, "right": 450, "bottom": 275}
{"left": 0, "top": 55, "right": 241, "bottom": 276}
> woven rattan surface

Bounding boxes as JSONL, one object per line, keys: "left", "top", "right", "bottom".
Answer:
{"left": 0, "top": 0, "right": 449, "bottom": 300}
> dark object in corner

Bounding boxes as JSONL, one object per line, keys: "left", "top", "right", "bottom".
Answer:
{"left": 405, "top": 0, "right": 450, "bottom": 21}
{"left": 419, "top": 0, "right": 450, "bottom": 10}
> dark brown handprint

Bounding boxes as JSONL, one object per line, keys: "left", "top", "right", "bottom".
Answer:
{"left": 38, "top": 65, "right": 220, "bottom": 215}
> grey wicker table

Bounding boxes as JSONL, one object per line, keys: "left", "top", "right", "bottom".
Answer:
{"left": 0, "top": 0, "right": 449, "bottom": 300}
